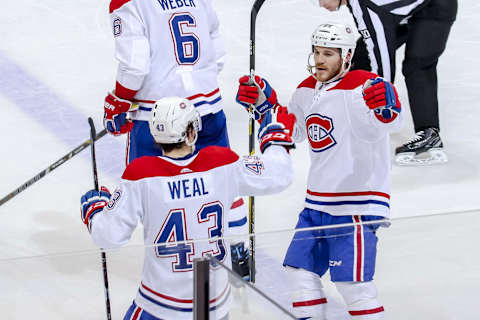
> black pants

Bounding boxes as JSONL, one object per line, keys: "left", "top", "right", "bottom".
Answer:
{"left": 348, "top": 0, "right": 457, "bottom": 132}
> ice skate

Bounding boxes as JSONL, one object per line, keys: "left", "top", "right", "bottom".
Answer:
{"left": 395, "top": 127, "right": 448, "bottom": 166}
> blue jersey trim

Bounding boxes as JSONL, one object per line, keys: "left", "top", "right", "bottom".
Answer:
{"left": 193, "top": 96, "right": 222, "bottom": 107}
{"left": 228, "top": 217, "right": 247, "bottom": 228}
{"left": 305, "top": 198, "right": 390, "bottom": 208}
{"left": 138, "top": 286, "right": 230, "bottom": 313}
{"left": 137, "top": 97, "right": 222, "bottom": 111}
{"left": 139, "top": 290, "right": 192, "bottom": 312}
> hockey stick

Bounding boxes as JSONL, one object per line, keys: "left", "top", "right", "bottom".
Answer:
{"left": 0, "top": 128, "right": 107, "bottom": 207}
{"left": 88, "top": 118, "right": 112, "bottom": 320}
{"left": 248, "top": 0, "right": 266, "bottom": 284}
{"left": 0, "top": 102, "right": 139, "bottom": 207}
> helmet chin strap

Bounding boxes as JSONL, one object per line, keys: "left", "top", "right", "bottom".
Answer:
{"left": 307, "top": 52, "right": 352, "bottom": 85}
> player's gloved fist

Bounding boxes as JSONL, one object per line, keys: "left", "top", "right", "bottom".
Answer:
{"left": 230, "top": 242, "right": 250, "bottom": 281}
{"left": 362, "top": 77, "right": 401, "bottom": 122}
{"left": 258, "top": 106, "right": 296, "bottom": 153}
{"left": 80, "top": 186, "right": 111, "bottom": 232}
{"left": 236, "top": 75, "right": 278, "bottom": 121}
{"left": 104, "top": 92, "right": 135, "bottom": 135}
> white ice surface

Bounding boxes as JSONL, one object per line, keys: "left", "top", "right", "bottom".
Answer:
{"left": 0, "top": 0, "right": 479, "bottom": 319}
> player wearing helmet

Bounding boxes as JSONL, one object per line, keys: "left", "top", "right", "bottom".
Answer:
{"left": 316, "top": 0, "right": 457, "bottom": 165}
{"left": 236, "top": 22, "right": 402, "bottom": 319}
{"left": 102, "top": 0, "right": 251, "bottom": 281}
{"left": 80, "top": 97, "right": 296, "bottom": 320}
{"left": 148, "top": 97, "right": 202, "bottom": 153}
{"left": 307, "top": 23, "right": 356, "bottom": 83}
{"left": 103, "top": 0, "right": 231, "bottom": 165}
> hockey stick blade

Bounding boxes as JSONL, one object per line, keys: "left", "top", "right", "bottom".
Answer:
{"left": 0, "top": 128, "right": 107, "bottom": 207}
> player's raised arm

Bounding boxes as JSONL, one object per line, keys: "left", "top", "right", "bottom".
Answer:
{"left": 342, "top": 72, "right": 403, "bottom": 141}
{"left": 80, "top": 180, "right": 143, "bottom": 249}
{"left": 362, "top": 77, "right": 402, "bottom": 125}
{"left": 232, "top": 107, "right": 296, "bottom": 197}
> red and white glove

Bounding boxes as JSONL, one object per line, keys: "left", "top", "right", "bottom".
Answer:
{"left": 80, "top": 186, "right": 111, "bottom": 232}
{"left": 362, "top": 77, "right": 401, "bottom": 123}
{"left": 103, "top": 92, "right": 135, "bottom": 135}
{"left": 236, "top": 75, "right": 278, "bottom": 121}
{"left": 258, "top": 106, "right": 296, "bottom": 153}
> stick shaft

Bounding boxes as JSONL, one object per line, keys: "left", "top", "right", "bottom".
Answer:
{"left": 248, "top": 0, "right": 266, "bottom": 284}
{"left": 88, "top": 118, "right": 112, "bottom": 320}
{"left": 0, "top": 129, "right": 106, "bottom": 207}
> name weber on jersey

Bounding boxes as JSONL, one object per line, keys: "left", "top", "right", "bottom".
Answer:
{"left": 157, "top": 0, "right": 197, "bottom": 11}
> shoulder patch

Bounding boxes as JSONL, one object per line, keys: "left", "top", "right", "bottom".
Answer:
{"left": 243, "top": 156, "right": 264, "bottom": 175}
{"left": 328, "top": 70, "right": 379, "bottom": 91}
{"left": 110, "top": 0, "right": 132, "bottom": 13}
{"left": 297, "top": 76, "right": 317, "bottom": 89}
{"left": 121, "top": 146, "right": 240, "bottom": 181}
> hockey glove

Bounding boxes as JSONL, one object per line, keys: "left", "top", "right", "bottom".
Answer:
{"left": 258, "top": 106, "right": 296, "bottom": 153}
{"left": 104, "top": 92, "right": 135, "bottom": 135}
{"left": 362, "top": 77, "right": 401, "bottom": 123}
{"left": 230, "top": 242, "right": 250, "bottom": 281}
{"left": 80, "top": 186, "right": 111, "bottom": 232}
{"left": 236, "top": 75, "right": 278, "bottom": 121}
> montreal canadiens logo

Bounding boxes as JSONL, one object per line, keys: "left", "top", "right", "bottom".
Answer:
{"left": 306, "top": 114, "right": 336, "bottom": 152}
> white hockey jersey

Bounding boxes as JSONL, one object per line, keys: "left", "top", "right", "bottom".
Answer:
{"left": 288, "top": 70, "right": 402, "bottom": 218}
{"left": 90, "top": 146, "right": 293, "bottom": 320}
{"left": 109, "top": 0, "right": 226, "bottom": 117}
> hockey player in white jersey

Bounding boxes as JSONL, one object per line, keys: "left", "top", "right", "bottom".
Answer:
{"left": 103, "top": 0, "right": 229, "bottom": 164}
{"left": 236, "top": 23, "right": 402, "bottom": 319}
{"left": 102, "top": 0, "right": 251, "bottom": 279}
{"left": 80, "top": 97, "right": 296, "bottom": 320}
{"left": 316, "top": 0, "right": 457, "bottom": 165}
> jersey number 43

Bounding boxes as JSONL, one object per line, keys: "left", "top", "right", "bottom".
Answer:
{"left": 169, "top": 12, "right": 200, "bottom": 65}
{"left": 154, "top": 201, "right": 225, "bottom": 272}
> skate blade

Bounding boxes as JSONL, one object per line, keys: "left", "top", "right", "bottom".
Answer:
{"left": 395, "top": 148, "right": 448, "bottom": 166}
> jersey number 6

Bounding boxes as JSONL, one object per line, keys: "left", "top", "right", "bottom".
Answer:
{"left": 154, "top": 201, "right": 225, "bottom": 272}
{"left": 169, "top": 12, "right": 200, "bottom": 65}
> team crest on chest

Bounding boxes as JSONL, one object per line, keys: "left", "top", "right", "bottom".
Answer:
{"left": 243, "top": 156, "right": 264, "bottom": 175}
{"left": 306, "top": 114, "right": 336, "bottom": 152}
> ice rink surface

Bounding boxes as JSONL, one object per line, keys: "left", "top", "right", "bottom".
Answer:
{"left": 1, "top": 0, "right": 479, "bottom": 319}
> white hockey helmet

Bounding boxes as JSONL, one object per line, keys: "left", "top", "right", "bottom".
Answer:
{"left": 307, "top": 22, "right": 357, "bottom": 82}
{"left": 311, "top": 22, "right": 356, "bottom": 60}
{"left": 149, "top": 97, "right": 201, "bottom": 146}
